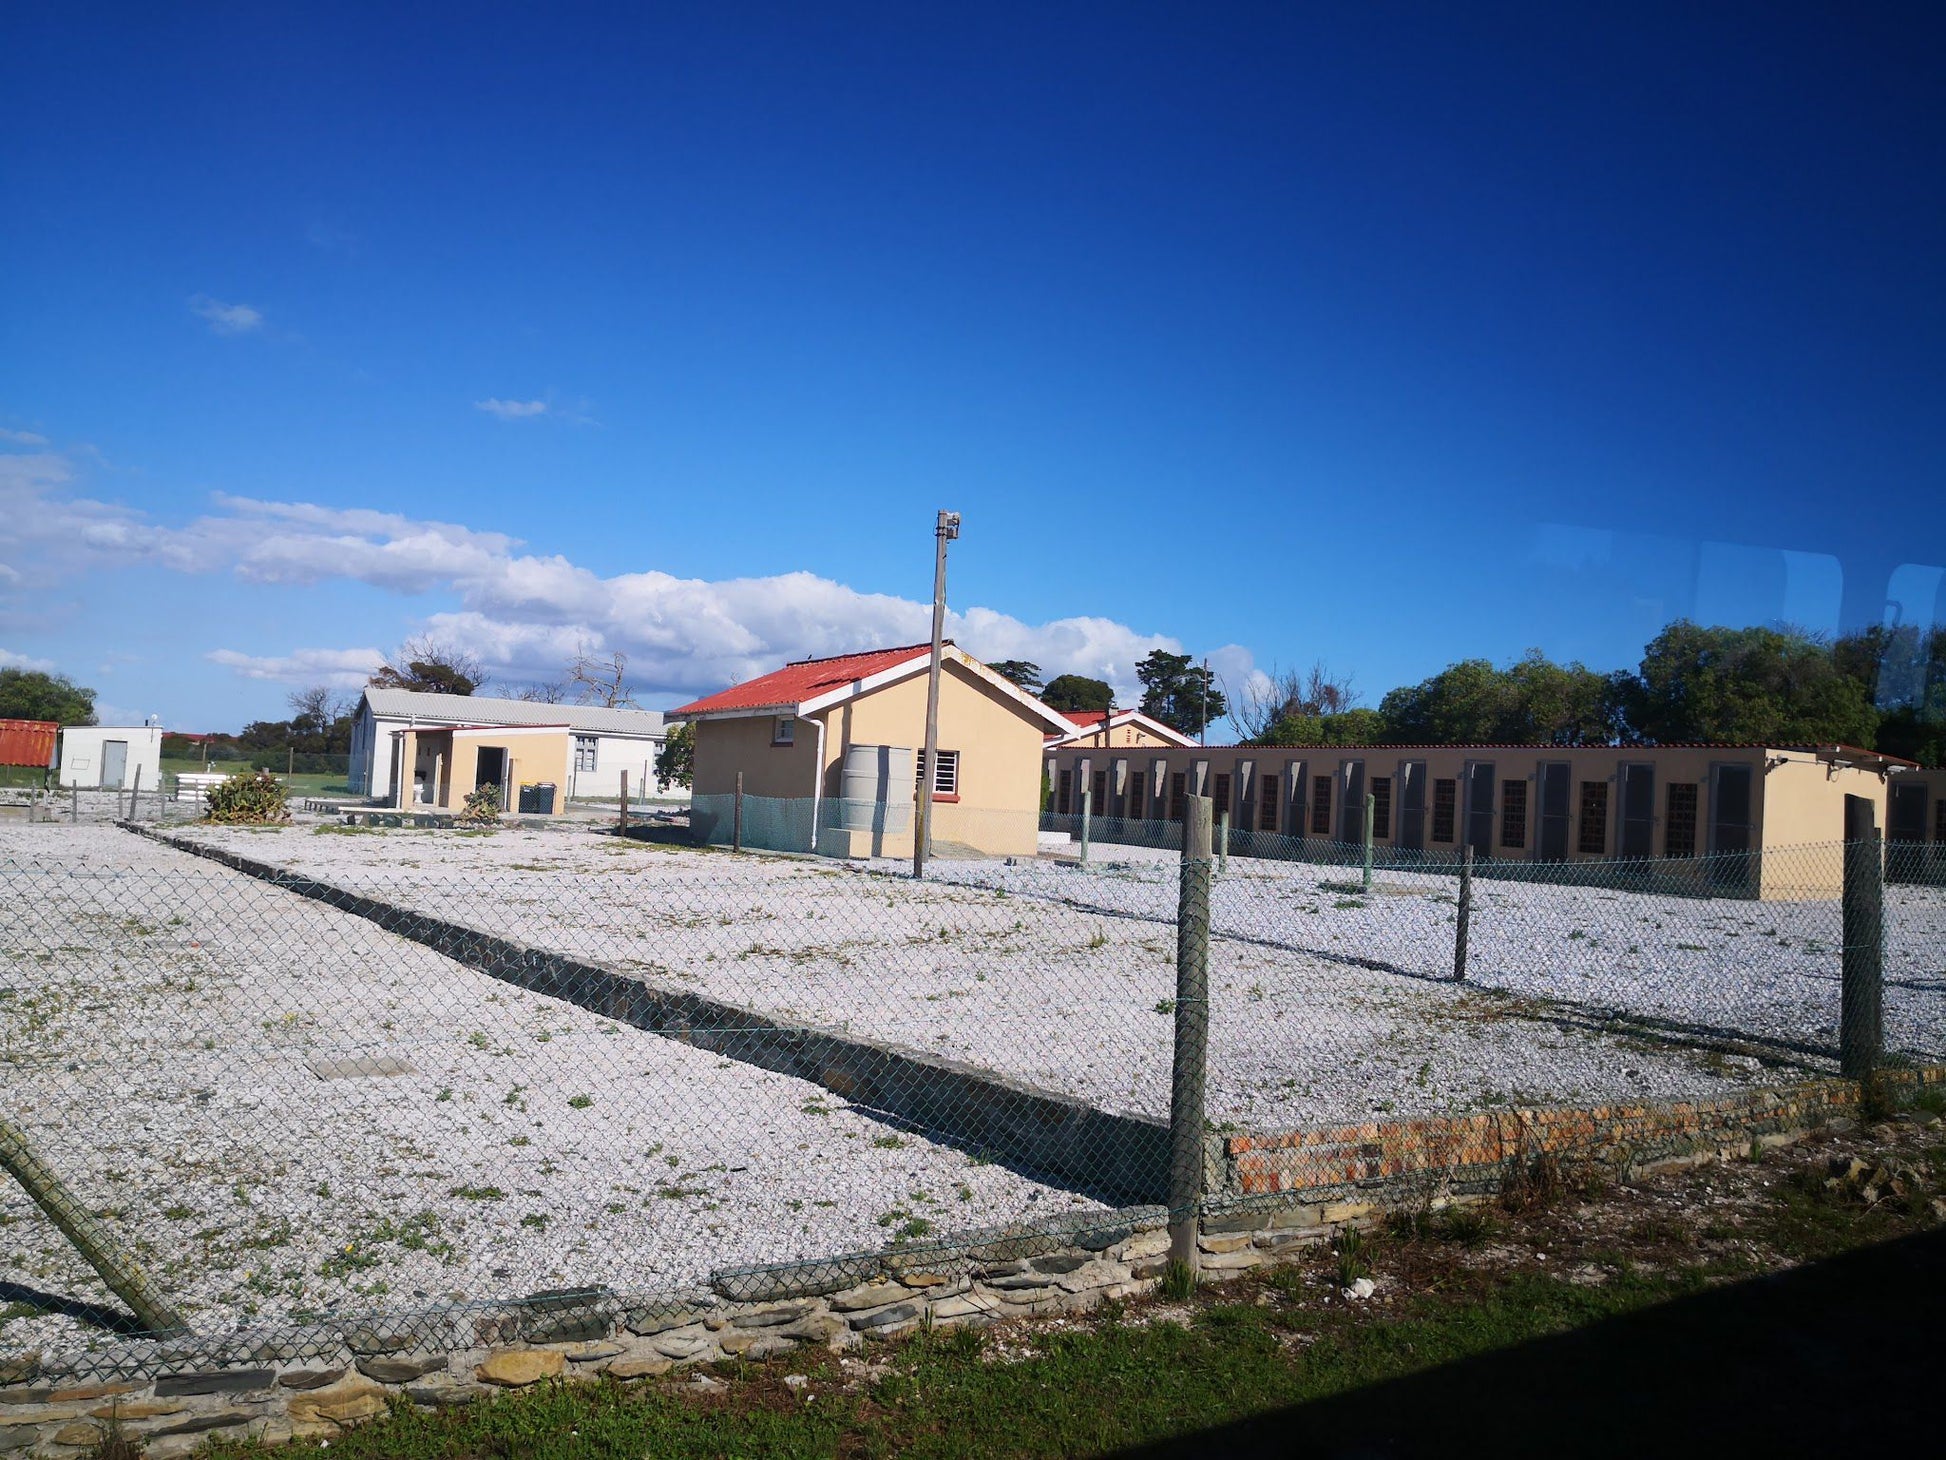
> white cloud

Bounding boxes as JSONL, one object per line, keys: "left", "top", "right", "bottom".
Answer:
{"left": 5, "top": 433, "right": 1248, "bottom": 706}
{"left": 189, "top": 295, "right": 265, "bottom": 335}
{"left": 0, "top": 428, "right": 49, "bottom": 446}
{"left": 474, "top": 398, "right": 550, "bottom": 421}
{"left": 205, "top": 647, "right": 388, "bottom": 688}
{"left": 0, "top": 647, "right": 56, "bottom": 672}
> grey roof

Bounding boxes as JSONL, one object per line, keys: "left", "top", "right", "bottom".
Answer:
{"left": 360, "top": 688, "right": 666, "bottom": 738}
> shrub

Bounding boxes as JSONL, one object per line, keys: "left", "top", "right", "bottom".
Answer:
{"left": 203, "top": 770, "right": 290, "bottom": 825}
{"left": 460, "top": 784, "right": 502, "bottom": 826}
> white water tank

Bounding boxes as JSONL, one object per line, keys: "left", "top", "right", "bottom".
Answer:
{"left": 837, "top": 744, "right": 915, "bottom": 832}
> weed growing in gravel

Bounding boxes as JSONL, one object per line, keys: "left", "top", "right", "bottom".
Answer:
{"left": 1159, "top": 1257, "right": 1198, "bottom": 1300}
{"left": 1334, "top": 1226, "right": 1372, "bottom": 1286}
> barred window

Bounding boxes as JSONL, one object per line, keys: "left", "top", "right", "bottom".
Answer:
{"left": 1311, "top": 775, "right": 1332, "bottom": 836}
{"left": 1170, "top": 772, "right": 1187, "bottom": 820}
{"left": 916, "top": 750, "right": 960, "bottom": 797}
{"left": 1431, "top": 779, "right": 1457, "bottom": 843}
{"left": 1578, "top": 781, "right": 1608, "bottom": 855}
{"left": 1937, "top": 796, "right": 1946, "bottom": 842}
{"left": 1500, "top": 779, "right": 1527, "bottom": 850}
{"left": 1260, "top": 773, "right": 1279, "bottom": 835}
{"left": 1370, "top": 777, "right": 1391, "bottom": 839}
{"left": 1057, "top": 770, "right": 1073, "bottom": 815}
{"left": 1128, "top": 775, "right": 1145, "bottom": 820}
{"left": 1212, "top": 773, "right": 1231, "bottom": 821}
{"left": 573, "top": 735, "right": 598, "bottom": 773}
{"left": 1667, "top": 782, "right": 1699, "bottom": 858}
{"left": 1091, "top": 769, "right": 1107, "bottom": 812}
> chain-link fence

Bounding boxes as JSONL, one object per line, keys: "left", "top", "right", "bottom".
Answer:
{"left": 1, "top": 800, "right": 1937, "bottom": 1378}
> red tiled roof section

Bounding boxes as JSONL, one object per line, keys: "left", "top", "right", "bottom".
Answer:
{"left": 1062, "top": 712, "right": 1110, "bottom": 728}
{"left": 671, "top": 644, "right": 934, "bottom": 716}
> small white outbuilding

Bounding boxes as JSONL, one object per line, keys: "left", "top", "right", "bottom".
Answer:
{"left": 57, "top": 725, "right": 164, "bottom": 790}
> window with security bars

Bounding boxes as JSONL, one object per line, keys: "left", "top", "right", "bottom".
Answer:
{"left": 1212, "top": 774, "right": 1231, "bottom": 822}
{"left": 1431, "top": 778, "right": 1456, "bottom": 842}
{"left": 915, "top": 750, "right": 959, "bottom": 797}
{"left": 573, "top": 735, "right": 598, "bottom": 773}
{"left": 1127, "top": 775, "right": 1145, "bottom": 820}
{"left": 1310, "top": 775, "right": 1332, "bottom": 836}
{"left": 1666, "top": 782, "right": 1698, "bottom": 857}
{"left": 1501, "top": 779, "right": 1527, "bottom": 849}
{"left": 1259, "top": 773, "right": 1279, "bottom": 834}
{"left": 1578, "top": 781, "right": 1609, "bottom": 854}
{"left": 1170, "top": 772, "right": 1187, "bottom": 820}
{"left": 1937, "top": 797, "right": 1946, "bottom": 842}
{"left": 1091, "top": 769, "right": 1107, "bottom": 812}
{"left": 1370, "top": 777, "right": 1391, "bottom": 839}
{"left": 1056, "top": 770, "right": 1072, "bottom": 815}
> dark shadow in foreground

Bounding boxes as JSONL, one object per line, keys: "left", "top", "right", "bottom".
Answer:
{"left": 1112, "top": 1226, "right": 1946, "bottom": 1460}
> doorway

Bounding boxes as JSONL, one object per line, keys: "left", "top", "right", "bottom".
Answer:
{"left": 1537, "top": 763, "right": 1570, "bottom": 860}
{"left": 101, "top": 740, "right": 128, "bottom": 790}
{"left": 475, "top": 746, "right": 508, "bottom": 801}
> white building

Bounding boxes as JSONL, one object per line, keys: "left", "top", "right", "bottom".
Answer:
{"left": 349, "top": 689, "right": 684, "bottom": 803}
{"left": 57, "top": 725, "right": 164, "bottom": 790}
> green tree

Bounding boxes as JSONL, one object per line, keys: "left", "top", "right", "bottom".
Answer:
{"left": 369, "top": 636, "right": 484, "bottom": 696}
{"left": 1623, "top": 621, "right": 1878, "bottom": 747}
{"left": 0, "top": 668, "right": 96, "bottom": 725}
{"left": 986, "top": 660, "right": 1045, "bottom": 695}
{"left": 655, "top": 723, "right": 695, "bottom": 790}
{"left": 1254, "top": 708, "right": 1388, "bottom": 747}
{"left": 1377, "top": 651, "right": 1622, "bottom": 745}
{"left": 1042, "top": 674, "right": 1114, "bottom": 714}
{"left": 1136, "top": 651, "right": 1227, "bottom": 738}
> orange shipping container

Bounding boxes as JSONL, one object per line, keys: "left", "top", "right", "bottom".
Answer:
{"left": 0, "top": 718, "right": 60, "bottom": 769}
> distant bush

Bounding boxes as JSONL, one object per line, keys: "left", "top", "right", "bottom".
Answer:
{"left": 204, "top": 770, "right": 291, "bottom": 824}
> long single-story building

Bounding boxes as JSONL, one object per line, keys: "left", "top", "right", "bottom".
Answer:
{"left": 56, "top": 725, "right": 164, "bottom": 791}
{"left": 670, "top": 643, "right": 1072, "bottom": 858}
{"left": 349, "top": 688, "right": 680, "bottom": 803}
{"left": 1044, "top": 740, "right": 1922, "bottom": 899}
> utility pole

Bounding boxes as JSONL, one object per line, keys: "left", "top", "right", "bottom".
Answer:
{"left": 914, "top": 509, "right": 960, "bottom": 879}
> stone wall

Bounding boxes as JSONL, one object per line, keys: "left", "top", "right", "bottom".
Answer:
{"left": 5, "top": 1066, "right": 1941, "bottom": 1456}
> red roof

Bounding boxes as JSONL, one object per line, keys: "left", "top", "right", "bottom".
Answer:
{"left": 1061, "top": 711, "right": 1110, "bottom": 728}
{"left": 672, "top": 644, "right": 936, "bottom": 717}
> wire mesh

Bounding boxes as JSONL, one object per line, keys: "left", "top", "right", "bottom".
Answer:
{"left": 0, "top": 807, "right": 1936, "bottom": 1379}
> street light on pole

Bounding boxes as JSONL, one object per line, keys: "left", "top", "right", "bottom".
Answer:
{"left": 914, "top": 509, "right": 960, "bottom": 879}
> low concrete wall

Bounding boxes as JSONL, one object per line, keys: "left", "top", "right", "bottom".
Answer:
{"left": 125, "top": 826, "right": 1170, "bottom": 1205}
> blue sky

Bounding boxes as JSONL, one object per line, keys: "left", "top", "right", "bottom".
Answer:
{"left": 3, "top": 3, "right": 1942, "bottom": 730}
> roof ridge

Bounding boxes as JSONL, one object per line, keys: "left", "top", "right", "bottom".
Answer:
{"left": 784, "top": 641, "right": 946, "bottom": 668}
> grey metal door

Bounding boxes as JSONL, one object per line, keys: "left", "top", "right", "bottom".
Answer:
{"left": 1620, "top": 763, "right": 1655, "bottom": 859}
{"left": 1537, "top": 762, "right": 1570, "bottom": 860}
{"left": 1888, "top": 781, "right": 1928, "bottom": 883}
{"left": 1397, "top": 761, "right": 1427, "bottom": 851}
{"left": 1464, "top": 762, "right": 1495, "bottom": 858}
{"left": 1338, "top": 760, "right": 1365, "bottom": 843}
{"left": 1709, "top": 763, "right": 1755, "bottom": 892}
{"left": 101, "top": 740, "right": 127, "bottom": 790}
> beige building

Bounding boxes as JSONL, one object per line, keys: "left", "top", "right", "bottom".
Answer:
{"left": 387, "top": 722, "right": 572, "bottom": 816}
{"left": 1045, "top": 740, "right": 1919, "bottom": 899}
{"left": 671, "top": 643, "right": 1072, "bottom": 858}
{"left": 1045, "top": 708, "right": 1198, "bottom": 752}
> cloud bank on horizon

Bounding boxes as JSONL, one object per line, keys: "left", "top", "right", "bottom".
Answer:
{"left": 0, "top": 436, "right": 1263, "bottom": 706}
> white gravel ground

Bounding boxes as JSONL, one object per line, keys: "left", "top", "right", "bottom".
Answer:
{"left": 153, "top": 822, "right": 1860, "bottom": 1138}
{"left": 0, "top": 826, "right": 1097, "bottom": 1354}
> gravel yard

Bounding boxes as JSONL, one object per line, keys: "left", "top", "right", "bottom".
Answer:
{"left": 156, "top": 823, "right": 1835, "bottom": 1138}
{"left": 0, "top": 826, "right": 1096, "bottom": 1356}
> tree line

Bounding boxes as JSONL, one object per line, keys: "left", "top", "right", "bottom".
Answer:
{"left": 992, "top": 621, "right": 1945, "bottom": 766}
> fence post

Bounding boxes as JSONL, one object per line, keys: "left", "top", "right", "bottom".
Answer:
{"left": 619, "top": 770, "right": 630, "bottom": 835}
{"left": 0, "top": 1116, "right": 186, "bottom": 1336}
{"left": 1079, "top": 787, "right": 1091, "bottom": 866}
{"left": 1841, "top": 795, "right": 1884, "bottom": 1082}
{"left": 126, "top": 765, "right": 143, "bottom": 823}
{"left": 71, "top": 783, "right": 78, "bottom": 823}
{"left": 1218, "top": 809, "right": 1230, "bottom": 874}
{"left": 1169, "top": 795, "right": 1214, "bottom": 1275}
{"left": 1454, "top": 844, "right": 1473, "bottom": 982}
{"left": 733, "top": 771, "right": 745, "bottom": 854}
{"left": 1362, "top": 792, "right": 1375, "bottom": 892}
